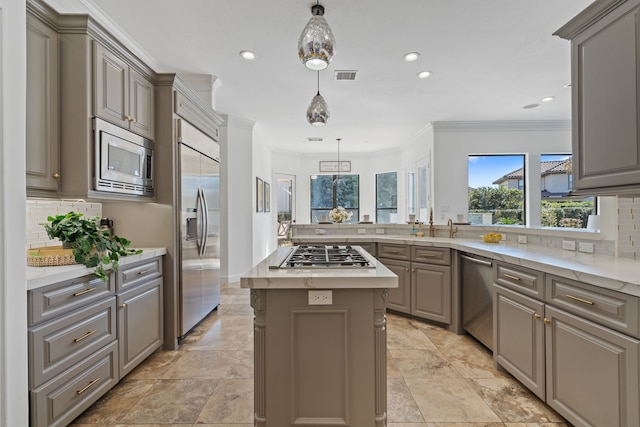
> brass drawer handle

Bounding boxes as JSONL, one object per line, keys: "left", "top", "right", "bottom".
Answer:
{"left": 405, "top": 267, "right": 409, "bottom": 272}
{"left": 74, "top": 329, "right": 97, "bottom": 343}
{"left": 77, "top": 378, "right": 101, "bottom": 395}
{"left": 73, "top": 287, "right": 97, "bottom": 297}
{"left": 386, "top": 249, "right": 400, "bottom": 253}
{"left": 137, "top": 268, "right": 155, "bottom": 275}
{"left": 565, "top": 294, "right": 595, "bottom": 305}
{"left": 419, "top": 253, "right": 437, "bottom": 257}
{"left": 544, "top": 318, "right": 551, "bottom": 324}
{"left": 533, "top": 313, "right": 541, "bottom": 319}
{"left": 119, "top": 303, "right": 127, "bottom": 309}
{"left": 52, "top": 173, "right": 60, "bottom": 179}
{"left": 503, "top": 273, "right": 521, "bottom": 281}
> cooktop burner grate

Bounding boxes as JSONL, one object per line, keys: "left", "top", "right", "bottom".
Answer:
{"left": 278, "top": 245, "right": 374, "bottom": 269}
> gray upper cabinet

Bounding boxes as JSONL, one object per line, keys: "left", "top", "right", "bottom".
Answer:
{"left": 555, "top": 0, "right": 640, "bottom": 194}
{"left": 26, "top": 13, "right": 60, "bottom": 195}
{"left": 94, "top": 43, "right": 154, "bottom": 140}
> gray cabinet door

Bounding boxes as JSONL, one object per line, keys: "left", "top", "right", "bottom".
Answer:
{"left": 545, "top": 305, "right": 640, "bottom": 427}
{"left": 380, "top": 258, "right": 411, "bottom": 314}
{"left": 494, "top": 284, "right": 545, "bottom": 400}
{"left": 94, "top": 43, "right": 129, "bottom": 129}
{"left": 117, "top": 278, "right": 163, "bottom": 378}
{"left": 570, "top": 2, "right": 640, "bottom": 191}
{"left": 411, "top": 262, "right": 451, "bottom": 324}
{"left": 129, "top": 67, "right": 154, "bottom": 139}
{"left": 26, "top": 14, "right": 60, "bottom": 194}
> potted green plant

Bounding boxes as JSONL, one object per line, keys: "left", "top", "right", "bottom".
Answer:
{"left": 42, "top": 212, "right": 142, "bottom": 281}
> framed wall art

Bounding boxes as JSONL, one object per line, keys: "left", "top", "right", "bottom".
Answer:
{"left": 264, "top": 181, "right": 271, "bottom": 212}
{"left": 319, "top": 161, "right": 351, "bottom": 173}
{"left": 256, "top": 177, "right": 264, "bottom": 212}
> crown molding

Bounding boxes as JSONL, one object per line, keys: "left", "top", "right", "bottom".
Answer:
{"left": 431, "top": 120, "right": 571, "bottom": 133}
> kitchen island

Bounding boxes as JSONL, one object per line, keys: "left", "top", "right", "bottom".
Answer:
{"left": 241, "top": 245, "right": 397, "bottom": 427}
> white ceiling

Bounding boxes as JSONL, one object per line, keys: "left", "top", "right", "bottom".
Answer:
{"left": 44, "top": 0, "right": 592, "bottom": 155}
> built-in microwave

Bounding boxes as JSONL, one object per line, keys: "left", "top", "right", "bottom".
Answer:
{"left": 93, "top": 117, "right": 154, "bottom": 196}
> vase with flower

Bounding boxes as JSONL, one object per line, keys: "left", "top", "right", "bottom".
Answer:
{"left": 328, "top": 206, "right": 352, "bottom": 223}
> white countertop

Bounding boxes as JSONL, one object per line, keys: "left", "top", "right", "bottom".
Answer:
{"left": 27, "top": 247, "right": 167, "bottom": 291}
{"left": 293, "top": 235, "right": 640, "bottom": 298}
{"left": 240, "top": 246, "right": 398, "bottom": 290}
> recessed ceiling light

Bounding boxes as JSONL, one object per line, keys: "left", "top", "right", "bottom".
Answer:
{"left": 541, "top": 96, "right": 555, "bottom": 102}
{"left": 403, "top": 52, "right": 420, "bottom": 62}
{"left": 239, "top": 50, "right": 256, "bottom": 60}
{"left": 417, "top": 70, "right": 431, "bottom": 79}
{"left": 523, "top": 103, "right": 539, "bottom": 109}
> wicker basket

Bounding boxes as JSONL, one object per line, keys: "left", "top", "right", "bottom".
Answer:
{"left": 27, "top": 246, "right": 78, "bottom": 267}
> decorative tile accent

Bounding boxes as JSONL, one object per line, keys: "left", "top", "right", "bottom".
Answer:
{"left": 26, "top": 199, "right": 101, "bottom": 249}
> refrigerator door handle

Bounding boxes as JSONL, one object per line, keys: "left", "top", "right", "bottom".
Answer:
{"left": 196, "top": 187, "right": 206, "bottom": 256}
{"left": 200, "top": 187, "right": 210, "bottom": 256}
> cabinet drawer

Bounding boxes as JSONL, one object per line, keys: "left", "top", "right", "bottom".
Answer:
{"left": 354, "top": 242, "right": 376, "bottom": 257}
{"left": 494, "top": 262, "right": 544, "bottom": 299}
{"left": 546, "top": 274, "right": 640, "bottom": 337}
{"left": 117, "top": 257, "right": 162, "bottom": 292}
{"left": 377, "top": 243, "right": 410, "bottom": 260}
{"left": 411, "top": 247, "right": 451, "bottom": 265}
{"left": 30, "top": 341, "right": 119, "bottom": 427}
{"left": 28, "top": 274, "right": 115, "bottom": 326}
{"left": 29, "top": 297, "right": 117, "bottom": 389}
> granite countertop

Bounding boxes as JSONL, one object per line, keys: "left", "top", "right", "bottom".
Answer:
{"left": 292, "top": 235, "right": 640, "bottom": 298}
{"left": 27, "top": 247, "right": 167, "bottom": 291}
{"left": 240, "top": 246, "right": 398, "bottom": 290}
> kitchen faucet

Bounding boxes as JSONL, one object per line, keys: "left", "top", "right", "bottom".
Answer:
{"left": 429, "top": 208, "right": 435, "bottom": 237}
{"left": 447, "top": 219, "right": 458, "bottom": 238}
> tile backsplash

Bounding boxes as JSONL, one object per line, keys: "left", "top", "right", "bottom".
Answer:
{"left": 26, "top": 199, "right": 102, "bottom": 249}
{"left": 618, "top": 196, "right": 640, "bottom": 259}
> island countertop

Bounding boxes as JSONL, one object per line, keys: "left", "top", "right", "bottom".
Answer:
{"left": 27, "top": 247, "right": 167, "bottom": 291}
{"left": 240, "top": 246, "right": 398, "bottom": 289}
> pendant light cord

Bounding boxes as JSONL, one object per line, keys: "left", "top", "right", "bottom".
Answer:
{"left": 336, "top": 138, "right": 341, "bottom": 179}
{"left": 316, "top": 71, "right": 320, "bottom": 96}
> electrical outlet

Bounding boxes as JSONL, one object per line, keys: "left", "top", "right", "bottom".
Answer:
{"left": 357, "top": 228, "right": 366, "bottom": 234}
{"left": 517, "top": 235, "right": 527, "bottom": 244}
{"left": 315, "top": 228, "right": 326, "bottom": 235}
{"left": 501, "top": 233, "right": 506, "bottom": 241}
{"left": 308, "top": 290, "right": 332, "bottom": 305}
{"left": 562, "top": 240, "right": 576, "bottom": 251}
{"left": 376, "top": 228, "right": 385, "bottom": 234}
{"left": 578, "top": 242, "right": 594, "bottom": 253}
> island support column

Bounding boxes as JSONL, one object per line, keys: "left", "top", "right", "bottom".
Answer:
{"left": 250, "top": 287, "right": 389, "bottom": 427}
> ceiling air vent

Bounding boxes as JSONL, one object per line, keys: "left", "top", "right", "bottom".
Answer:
{"left": 334, "top": 70, "right": 358, "bottom": 81}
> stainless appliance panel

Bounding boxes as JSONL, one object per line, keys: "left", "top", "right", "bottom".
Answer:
{"left": 178, "top": 119, "right": 221, "bottom": 337}
{"left": 461, "top": 253, "right": 494, "bottom": 350}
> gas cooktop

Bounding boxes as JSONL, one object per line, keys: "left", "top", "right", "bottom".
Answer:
{"left": 276, "top": 245, "right": 374, "bottom": 269}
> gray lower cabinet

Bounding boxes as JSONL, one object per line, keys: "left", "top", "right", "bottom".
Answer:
{"left": 494, "top": 265, "right": 640, "bottom": 427}
{"left": 28, "top": 255, "right": 164, "bottom": 426}
{"left": 116, "top": 257, "right": 163, "bottom": 378}
{"left": 378, "top": 244, "right": 451, "bottom": 325}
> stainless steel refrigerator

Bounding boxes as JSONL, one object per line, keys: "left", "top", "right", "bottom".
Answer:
{"left": 178, "top": 118, "right": 221, "bottom": 336}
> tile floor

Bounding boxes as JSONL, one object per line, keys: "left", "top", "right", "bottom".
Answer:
{"left": 70, "top": 282, "right": 571, "bottom": 427}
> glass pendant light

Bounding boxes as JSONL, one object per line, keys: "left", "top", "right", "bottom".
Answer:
{"left": 298, "top": 2, "right": 336, "bottom": 71}
{"left": 307, "top": 71, "right": 329, "bottom": 126}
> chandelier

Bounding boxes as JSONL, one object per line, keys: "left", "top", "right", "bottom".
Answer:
{"left": 298, "top": 2, "right": 336, "bottom": 71}
{"left": 306, "top": 71, "right": 329, "bottom": 126}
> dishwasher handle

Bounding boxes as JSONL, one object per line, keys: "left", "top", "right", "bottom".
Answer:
{"left": 460, "top": 254, "right": 493, "bottom": 267}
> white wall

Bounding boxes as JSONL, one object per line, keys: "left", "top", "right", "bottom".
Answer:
{"left": 221, "top": 115, "right": 255, "bottom": 283}
{"left": 0, "top": 0, "right": 29, "bottom": 424}
{"left": 252, "top": 126, "right": 276, "bottom": 262}
{"left": 431, "top": 121, "right": 572, "bottom": 225}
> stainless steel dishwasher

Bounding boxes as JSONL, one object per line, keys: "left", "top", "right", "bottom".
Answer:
{"left": 460, "top": 252, "right": 494, "bottom": 350}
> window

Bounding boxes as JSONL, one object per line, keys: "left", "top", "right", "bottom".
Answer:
{"left": 540, "top": 154, "right": 595, "bottom": 229}
{"left": 407, "top": 171, "right": 416, "bottom": 216}
{"left": 376, "top": 172, "right": 397, "bottom": 224}
{"left": 468, "top": 155, "right": 526, "bottom": 225}
{"left": 416, "top": 159, "right": 429, "bottom": 221}
{"left": 310, "top": 174, "right": 359, "bottom": 223}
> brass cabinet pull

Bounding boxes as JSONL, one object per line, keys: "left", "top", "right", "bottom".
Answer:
{"left": 419, "top": 253, "right": 437, "bottom": 257}
{"left": 52, "top": 173, "right": 60, "bottom": 179}
{"left": 131, "top": 117, "right": 137, "bottom": 123}
{"left": 533, "top": 313, "right": 541, "bottom": 319}
{"left": 119, "top": 303, "right": 127, "bottom": 309}
{"left": 137, "top": 268, "right": 155, "bottom": 275}
{"left": 386, "top": 249, "right": 400, "bottom": 253}
{"left": 126, "top": 115, "right": 132, "bottom": 121}
{"left": 565, "top": 294, "right": 595, "bottom": 305}
{"left": 73, "top": 287, "right": 97, "bottom": 297}
{"left": 74, "top": 329, "right": 97, "bottom": 343}
{"left": 404, "top": 267, "right": 409, "bottom": 272}
{"left": 411, "top": 268, "right": 415, "bottom": 273}
{"left": 543, "top": 318, "right": 551, "bottom": 324}
{"left": 503, "top": 273, "right": 521, "bottom": 281}
{"left": 77, "top": 378, "right": 101, "bottom": 395}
